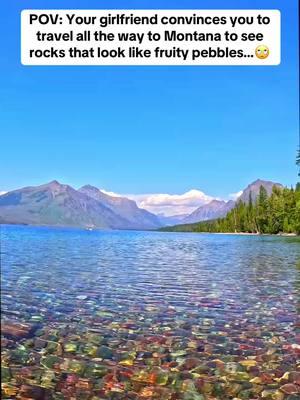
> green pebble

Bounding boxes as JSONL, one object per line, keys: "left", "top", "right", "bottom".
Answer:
{"left": 35, "top": 329, "right": 45, "bottom": 336}
{"left": 40, "top": 355, "right": 61, "bottom": 369}
{"left": 64, "top": 342, "right": 77, "bottom": 352}
{"left": 96, "top": 311, "right": 114, "bottom": 317}
{"left": 11, "top": 348, "right": 29, "bottom": 364}
{"left": 171, "top": 350, "right": 187, "bottom": 357}
{"left": 83, "top": 343, "right": 98, "bottom": 356}
{"left": 239, "top": 389, "right": 253, "bottom": 399}
{"left": 231, "top": 372, "right": 250, "bottom": 382}
{"left": 68, "top": 360, "right": 85, "bottom": 374}
{"left": 183, "top": 392, "right": 205, "bottom": 400}
{"left": 52, "top": 394, "right": 65, "bottom": 400}
{"left": 88, "top": 334, "right": 104, "bottom": 345}
{"left": 31, "top": 315, "right": 43, "bottom": 321}
{"left": 1, "top": 366, "right": 12, "bottom": 382}
{"left": 97, "top": 346, "right": 113, "bottom": 359}
{"left": 47, "top": 334, "right": 59, "bottom": 341}
{"left": 213, "top": 383, "right": 225, "bottom": 397}
{"left": 119, "top": 351, "right": 136, "bottom": 361}
{"left": 84, "top": 363, "right": 108, "bottom": 378}
{"left": 46, "top": 342, "right": 60, "bottom": 353}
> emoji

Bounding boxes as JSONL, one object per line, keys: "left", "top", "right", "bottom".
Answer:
{"left": 255, "top": 45, "right": 269, "bottom": 59}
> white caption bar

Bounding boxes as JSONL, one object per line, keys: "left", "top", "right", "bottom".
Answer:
{"left": 21, "top": 10, "right": 281, "bottom": 66}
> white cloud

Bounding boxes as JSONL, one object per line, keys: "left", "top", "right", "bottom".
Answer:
{"left": 0, "top": 184, "right": 239, "bottom": 217}
{"left": 100, "top": 189, "right": 214, "bottom": 216}
{"left": 98, "top": 187, "right": 238, "bottom": 216}
{"left": 229, "top": 190, "right": 243, "bottom": 200}
{"left": 126, "top": 189, "right": 214, "bottom": 216}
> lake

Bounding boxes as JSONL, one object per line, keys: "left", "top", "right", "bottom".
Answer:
{"left": 1, "top": 225, "right": 300, "bottom": 399}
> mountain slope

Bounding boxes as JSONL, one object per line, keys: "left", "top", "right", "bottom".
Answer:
{"left": 161, "top": 182, "right": 299, "bottom": 235}
{"left": 0, "top": 181, "right": 130, "bottom": 229}
{"left": 162, "top": 179, "right": 285, "bottom": 231}
{"left": 183, "top": 199, "right": 235, "bottom": 224}
{"left": 238, "top": 179, "right": 283, "bottom": 203}
{"left": 157, "top": 213, "right": 189, "bottom": 226}
{"left": 0, "top": 179, "right": 284, "bottom": 230}
{"left": 79, "top": 185, "right": 161, "bottom": 229}
{"left": 181, "top": 179, "right": 283, "bottom": 224}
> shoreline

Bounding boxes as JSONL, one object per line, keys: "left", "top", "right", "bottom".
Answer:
{"left": 1, "top": 223, "right": 299, "bottom": 237}
{"left": 160, "top": 229, "right": 300, "bottom": 237}
{"left": 213, "top": 232, "right": 299, "bottom": 237}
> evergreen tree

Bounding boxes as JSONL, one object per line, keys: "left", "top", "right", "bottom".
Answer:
{"left": 297, "top": 147, "right": 300, "bottom": 177}
{"left": 256, "top": 186, "right": 269, "bottom": 233}
{"left": 162, "top": 184, "right": 300, "bottom": 235}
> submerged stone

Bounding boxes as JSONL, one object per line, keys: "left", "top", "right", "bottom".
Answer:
{"left": 98, "top": 345, "right": 114, "bottom": 359}
{"left": 2, "top": 321, "right": 36, "bottom": 339}
{"left": 1, "top": 384, "right": 18, "bottom": 397}
{"left": 64, "top": 342, "right": 77, "bottom": 352}
{"left": 1, "top": 228, "right": 299, "bottom": 400}
{"left": 40, "top": 355, "right": 61, "bottom": 369}
{"left": 84, "top": 363, "right": 108, "bottom": 378}
{"left": 1, "top": 366, "right": 12, "bottom": 382}
{"left": 280, "top": 384, "right": 300, "bottom": 394}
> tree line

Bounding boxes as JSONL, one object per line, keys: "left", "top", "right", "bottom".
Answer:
{"left": 163, "top": 184, "right": 300, "bottom": 235}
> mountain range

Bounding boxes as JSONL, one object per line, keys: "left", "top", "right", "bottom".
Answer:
{"left": 0, "top": 181, "right": 160, "bottom": 230}
{"left": 182, "top": 199, "right": 236, "bottom": 224}
{"left": 0, "top": 179, "right": 283, "bottom": 229}
{"left": 181, "top": 179, "right": 283, "bottom": 224}
{"left": 79, "top": 184, "right": 160, "bottom": 229}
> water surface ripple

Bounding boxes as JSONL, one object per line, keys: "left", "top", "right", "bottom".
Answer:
{"left": 1, "top": 226, "right": 300, "bottom": 399}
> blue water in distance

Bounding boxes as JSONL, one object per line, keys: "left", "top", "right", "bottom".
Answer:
{"left": 1, "top": 225, "right": 300, "bottom": 399}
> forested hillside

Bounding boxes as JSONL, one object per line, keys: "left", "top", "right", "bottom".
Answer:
{"left": 161, "top": 184, "right": 300, "bottom": 235}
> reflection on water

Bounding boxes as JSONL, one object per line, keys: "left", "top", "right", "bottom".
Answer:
{"left": 1, "top": 225, "right": 300, "bottom": 399}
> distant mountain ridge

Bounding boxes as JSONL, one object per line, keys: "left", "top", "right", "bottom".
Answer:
{"left": 164, "top": 179, "right": 284, "bottom": 226}
{"left": 237, "top": 179, "right": 283, "bottom": 204}
{"left": 182, "top": 199, "right": 235, "bottom": 224}
{"left": 0, "top": 181, "right": 161, "bottom": 230}
{"left": 160, "top": 180, "right": 298, "bottom": 235}
{"left": 156, "top": 213, "right": 189, "bottom": 226}
{"left": 180, "top": 179, "right": 283, "bottom": 225}
{"left": 0, "top": 179, "right": 284, "bottom": 229}
{"left": 79, "top": 185, "right": 160, "bottom": 229}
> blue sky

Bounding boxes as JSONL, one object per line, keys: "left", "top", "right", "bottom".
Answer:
{"left": 0, "top": 0, "right": 299, "bottom": 200}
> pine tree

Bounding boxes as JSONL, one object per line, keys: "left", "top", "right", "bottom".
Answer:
{"left": 257, "top": 186, "right": 268, "bottom": 233}
{"left": 164, "top": 184, "right": 300, "bottom": 235}
{"left": 297, "top": 147, "right": 300, "bottom": 177}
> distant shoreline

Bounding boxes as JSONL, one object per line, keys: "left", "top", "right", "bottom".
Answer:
{"left": 1, "top": 223, "right": 299, "bottom": 237}
{"left": 159, "top": 228, "right": 299, "bottom": 237}
{"left": 158, "top": 229, "right": 300, "bottom": 237}
{"left": 213, "top": 232, "right": 299, "bottom": 237}
{"left": 179, "top": 232, "right": 299, "bottom": 237}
